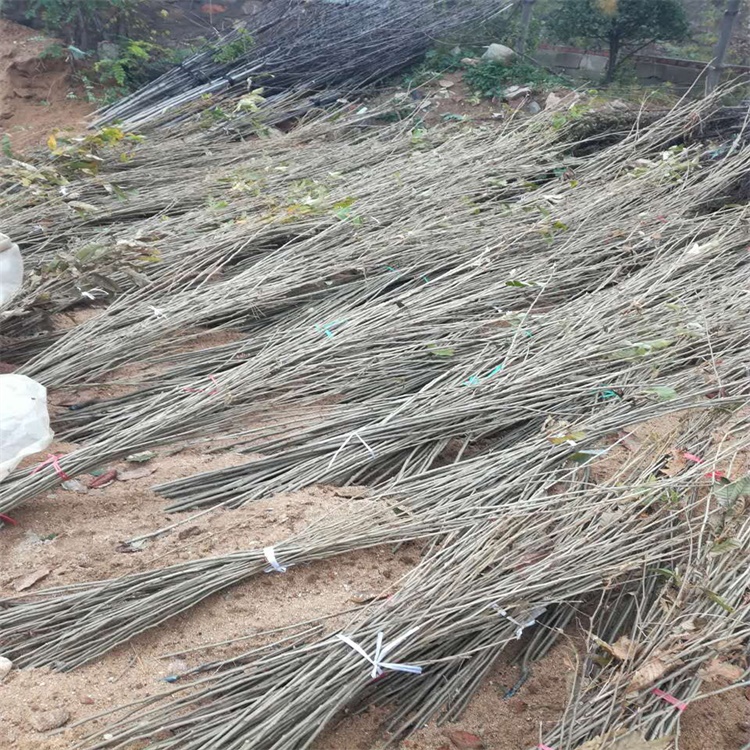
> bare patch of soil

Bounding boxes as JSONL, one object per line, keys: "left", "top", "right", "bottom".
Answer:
{"left": 0, "top": 19, "right": 93, "bottom": 154}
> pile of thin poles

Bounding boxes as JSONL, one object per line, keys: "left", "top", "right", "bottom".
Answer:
{"left": 91, "top": 0, "right": 514, "bottom": 130}
{"left": 0, "top": 81, "right": 748, "bottom": 750}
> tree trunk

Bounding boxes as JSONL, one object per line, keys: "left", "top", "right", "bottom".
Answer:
{"left": 706, "top": 0, "right": 742, "bottom": 93}
{"left": 516, "top": 0, "right": 536, "bottom": 57}
{"left": 604, "top": 34, "right": 620, "bottom": 84}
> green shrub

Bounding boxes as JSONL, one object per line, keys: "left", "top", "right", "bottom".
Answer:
{"left": 463, "top": 60, "right": 565, "bottom": 98}
{"left": 211, "top": 30, "right": 255, "bottom": 65}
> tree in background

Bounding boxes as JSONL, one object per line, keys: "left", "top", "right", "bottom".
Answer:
{"left": 706, "top": 0, "right": 743, "bottom": 93}
{"left": 548, "top": 0, "right": 691, "bottom": 83}
{"left": 21, "top": 0, "right": 139, "bottom": 49}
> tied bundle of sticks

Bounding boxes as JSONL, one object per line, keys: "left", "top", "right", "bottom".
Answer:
{"left": 1, "top": 96, "right": 747, "bottom": 521}
{"left": 56, "top": 409, "right": 749, "bottom": 749}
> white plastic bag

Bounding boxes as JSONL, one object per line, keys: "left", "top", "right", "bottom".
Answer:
{"left": 0, "top": 233, "right": 24, "bottom": 308}
{"left": 0, "top": 374, "right": 54, "bottom": 482}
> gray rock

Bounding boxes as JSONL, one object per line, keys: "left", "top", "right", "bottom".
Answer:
{"left": 0, "top": 656, "right": 12, "bottom": 681}
{"left": 481, "top": 43, "right": 515, "bottom": 64}
{"left": 97, "top": 41, "right": 119, "bottom": 61}
{"left": 526, "top": 101, "right": 542, "bottom": 114}
{"left": 29, "top": 708, "right": 70, "bottom": 732}
{"left": 62, "top": 479, "right": 88, "bottom": 493}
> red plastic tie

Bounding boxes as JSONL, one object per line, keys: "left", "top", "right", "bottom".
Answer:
{"left": 183, "top": 375, "right": 220, "bottom": 395}
{"left": 31, "top": 454, "right": 71, "bottom": 481}
{"left": 683, "top": 452, "right": 703, "bottom": 464}
{"left": 705, "top": 470, "right": 727, "bottom": 481}
{"left": 652, "top": 687, "right": 687, "bottom": 712}
{"left": 0, "top": 513, "right": 18, "bottom": 526}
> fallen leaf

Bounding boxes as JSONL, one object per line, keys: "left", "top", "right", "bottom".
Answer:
{"left": 14, "top": 567, "right": 51, "bottom": 592}
{"left": 116, "top": 539, "right": 148, "bottom": 553}
{"left": 629, "top": 656, "right": 671, "bottom": 691}
{"left": 349, "top": 591, "right": 391, "bottom": 605}
{"left": 709, "top": 538, "right": 740, "bottom": 555}
{"left": 660, "top": 449, "right": 687, "bottom": 477}
{"left": 618, "top": 430, "right": 641, "bottom": 452}
{"left": 714, "top": 475, "right": 750, "bottom": 505}
{"left": 126, "top": 450, "right": 157, "bottom": 463}
{"left": 549, "top": 430, "right": 586, "bottom": 445}
{"left": 29, "top": 708, "right": 70, "bottom": 732}
{"left": 644, "top": 386, "right": 678, "bottom": 401}
{"left": 427, "top": 344, "right": 454, "bottom": 357}
{"left": 61, "top": 479, "right": 88, "bottom": 493}
{"left": 117, "top": 466, "right": 157, "bottom": 482}
{"left": 89, "top": 469, "right": 118, "bottom": 488}
{"left": 609, "top": 636, "right": 638, "bottom": 661}
{"left": 699, "top": 658, "right": 744, "bottom": 683}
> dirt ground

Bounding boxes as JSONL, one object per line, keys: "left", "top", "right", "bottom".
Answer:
{"left": 0, "top": 19, "right": 93, "bottom": 153}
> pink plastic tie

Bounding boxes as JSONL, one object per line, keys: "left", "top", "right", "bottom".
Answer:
{"left": 652, "top": 687, "right": 687, "bottom": 712}
{"left": 183, "top": 375, "right": 220, "bottom": 395}
{"left": 705, "top": 470, "right": 727, "bottom": 481}
{"left": 538, "top": 745, "right": 556, "bottom": 750}
{"left": 683, "top": 452, "right": 703, "bottom": 464}
{"left": 31, "top": 454, "right": 71, "bottom": 481}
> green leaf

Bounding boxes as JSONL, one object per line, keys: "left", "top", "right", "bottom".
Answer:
{"left": 569, "top": 449, "right": 605, "bottom": 463}
{"left": 332, "top": 197, "right": 356, "bottom": 210}
{"left": 549, "top": 430, "right": 586, "bottom": 445}
{"left": 126, "top": 451, "right": 157, "bottom": 463}
{"left": 703, "top": 588, "right": 735, "bottom": 613}
{"left": 608, "top": 339, "right": 673, "bottom": 360}
{"left": 714, "top": 475, "right": 750, "bottom": 505}
{"left": 644, "top": 386, "right": 677, "bottom": 401}
{"left": 427, "top": 345, "right": 454, "bottom": 357}
{"left": 710, "top": 539, "right": 740, "bottom": 555}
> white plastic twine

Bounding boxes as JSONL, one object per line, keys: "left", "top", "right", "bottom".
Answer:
{"left": 494, "top": 605, "right": 547, "bottom": 640}
{"left": 327, "top": 431, "right": 376, "bottom": 469}
{"left": 337, "top": 629, "right": 423, "bottom": 679}
{"left": 263, "top": 546, "right": 287, "bottom": 573}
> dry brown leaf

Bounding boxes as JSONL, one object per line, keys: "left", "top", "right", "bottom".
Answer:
{"left": 610, "top": 636, "right": 638, "bottom": 661}
{"left": 618, "top": 430, "right": 641, "bottom": 453}
{"left": 14, "top": 567, "right": 51, "bottom": 592}
{"left": 699, "top": 658, "right": 744, "bottom": 683}
{"left": 577, "top": 732, "right": 673, "bottom": 750}
{"left": 629, "top": 656, "right": 671, "bottom": 691}
{"left": 660, "top": 449, "right": 687, "bottom": 477}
